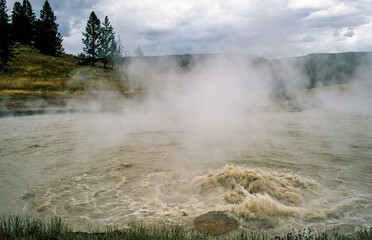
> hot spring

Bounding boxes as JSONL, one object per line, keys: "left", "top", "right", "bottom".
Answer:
{"left": 1, "top": 83, "right": 371, "bottom": 234}
{"left": 1, "top": 53, "right": 372, "bottom": 235}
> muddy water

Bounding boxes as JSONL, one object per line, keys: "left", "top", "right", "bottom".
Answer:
{"left": 1, "top": 99, "right": 372, "bottom": 234}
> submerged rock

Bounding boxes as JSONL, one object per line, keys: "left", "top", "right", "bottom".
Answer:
{"left": 194, "top": 211, "right": 238, "bottom": 236}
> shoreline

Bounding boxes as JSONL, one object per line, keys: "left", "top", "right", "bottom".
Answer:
{"left": 0, "top": 91, "right": 140, "bottom": 118}
{"left": 0, "top": 95, "right": 70, "bottom": 118}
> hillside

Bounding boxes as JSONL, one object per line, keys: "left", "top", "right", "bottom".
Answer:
{"left": 0, "top": 44, "right": 129, "bottom": 98}
{"left": 123, "top": 51, "right": 372, "bottom": 89}
{"left": 284, "top": 52, "right": 372, "bottom": 88}
{"left": 121, "top": 51, "right": 372, "bottom": 100}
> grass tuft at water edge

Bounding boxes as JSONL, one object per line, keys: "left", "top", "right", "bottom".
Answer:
{"left": 1, "top": 215, "right": 371, "bottom": 240}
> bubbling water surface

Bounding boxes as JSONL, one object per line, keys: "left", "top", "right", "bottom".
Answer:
{"left": 0, "top": 98, "right": 372, "bottom": 234}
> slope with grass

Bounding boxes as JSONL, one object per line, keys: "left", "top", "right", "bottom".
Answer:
{"left": 0, "top": 44, "right": 129, "bottom": 98}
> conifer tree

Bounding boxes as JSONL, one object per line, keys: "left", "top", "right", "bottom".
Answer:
{"left": 0, "top": 0, "right": 11, "bottom": 67}
{"left": 23, "top": 0, "right": 35, "bottom": 44}
{"left": 108, "top": 36, "right": 118, "bottom": 68}
{"left": 108, "top": 35, "right": 125, "bottom": 70}
{"left": 116, "top": 35, "right": 124, "bottom": 57}
{"left": 98, "top": 16, "right": 115, "bottom": 68}
{"left": 11, "top": 0, "right": 35, "bottom": 45}
{"left": 135, "top": 44, "right": 144, "bottom": 57}
{"left": 82, "top": 11, "right": 101, "bottom": 66}
{"left": 35, "top": 0, "right": 63, "bottom": 55}
{"left": 11, "top": 1, "right": 23, "bottom": 43}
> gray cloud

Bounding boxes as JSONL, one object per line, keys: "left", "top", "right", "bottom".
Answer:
{"left": 300, "top": 35, "right": 317, "bottom": 42}
{"left": 53, "top": 1, "right": 99, "bottom": 37}
{"left": 303, "top": 14, "right": 369, "bottom": 29}
{"left": 344, "top": 31, "right": 355, "bottom": 38}
{"left": 5, "top": 0, "right": 372, "bottom": 57}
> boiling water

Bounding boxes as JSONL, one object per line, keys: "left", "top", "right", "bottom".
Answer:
{"left": 1, "top": 94, "right": 372, "bottom": 234}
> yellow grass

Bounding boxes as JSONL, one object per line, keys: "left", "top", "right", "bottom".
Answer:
{"left": 0, "top": 44, "right": 129, "bottom": 98}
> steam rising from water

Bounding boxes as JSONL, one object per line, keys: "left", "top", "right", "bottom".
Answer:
{"left": 1, "top": 53, "right": 372, "bottom": 234}
{"left": 119, "top": 54, "right": 304, "bottom": 154}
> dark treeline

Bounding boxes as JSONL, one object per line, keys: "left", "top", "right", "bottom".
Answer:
{"left": 0, "top": 0, "right": 63, "bottom": 70}
{"left": 0, "top": 0, "right": 12, "bottom": 69}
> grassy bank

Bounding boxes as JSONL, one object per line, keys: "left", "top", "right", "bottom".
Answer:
{"left": 0, "top": 44, "right": 129, "bottom": 98}
{"left": 1, "top": 215, "right": 371, "bottom": 240}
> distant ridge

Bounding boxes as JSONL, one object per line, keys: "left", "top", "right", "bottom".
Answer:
{"left": 123, "top": 51, "right": 372, "bottom": 93}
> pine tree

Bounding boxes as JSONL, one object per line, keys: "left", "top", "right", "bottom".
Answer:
{"left": 116, "top": 35, "right": 124, "bottom": 58}
{"left": 35, "top": 0, "right": 63, "bottom": 55}
{"left": 108, "top": 36, "right": 118, "bottom": 68}
{"left": 11, "top": 1, "right": 24, "bottom": 43}
{"left": 11, "top": 0, "right": 35, "bottom": 45}
{"left": 109, "top": 35, "right": 125, "bottom": 70}
{"left": 23, "top": 0, "right": 35, "bottom": 44}
{"left": 98, "top": 16, "right": 115, "bottom": 68}
{"left": 82, "top": 11, "right": 101, "bottom": 66}
{"left": 0, "top": 0, "right": 11, "bottom": 68}
{"left": 135, "top": 44, "right": 144, "bottom": 57}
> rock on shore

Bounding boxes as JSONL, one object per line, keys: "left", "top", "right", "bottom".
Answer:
{"left": 194, "top": 211, "right": 238, "bottom": 236}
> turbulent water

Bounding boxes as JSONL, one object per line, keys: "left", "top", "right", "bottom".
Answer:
{"left": 1, "top": 86, "right": 372, "bottom": 235}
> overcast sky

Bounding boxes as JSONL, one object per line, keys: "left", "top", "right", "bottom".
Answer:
{"left": 6, "top": 0, "right": 372, "bottom": 58}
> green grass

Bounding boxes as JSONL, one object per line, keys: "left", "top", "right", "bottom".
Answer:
{"left": 1, "top": 215, "right": 371, "bottom": 240}
{"left": 0, "top": 43, "right": 130, "bottom": 98}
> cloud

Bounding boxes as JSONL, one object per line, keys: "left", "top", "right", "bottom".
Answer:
{"left": 344, "top": 31, "right": 354, "bottom": 38}
{"left": 300, "top": 35, "right": 317, "bottom": 42}
{"left": 288, "top": 0, "right": 334, "bottom": 10}
{"left": 300, "top": 1, "right": 370, "bottom": 30}
{"left": 5, "top": 0, "right": 372, "bottom": 57}
{"left": 305, "top": 2, "right": 358, "bottom": 19}
{"left": 53, "top": 1, "right": 100, "bottom": 36}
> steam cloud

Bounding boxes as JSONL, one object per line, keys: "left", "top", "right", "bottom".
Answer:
{"left": 66, "top": 52, "right": 372, "bottom": 163}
